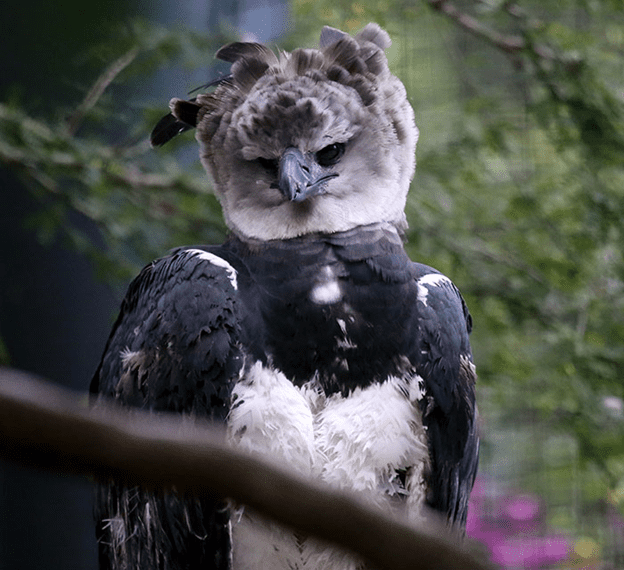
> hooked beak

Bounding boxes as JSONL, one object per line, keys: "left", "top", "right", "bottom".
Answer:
{"left": 277, "top": 147, "right": 338, "bottom": 202}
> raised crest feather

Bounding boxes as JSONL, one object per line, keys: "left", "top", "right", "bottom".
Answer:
{"left": 215, "top": 42, "right": 278, "bottom": 66}
{"left": 319, "top": 26, "right": 349, "bottom": 48}
{"left": 289, "top": 48, "right": 326, "bottom": 76}
{"left": 355, "top": 23, "right": 391, "bottom": 50}
{"left": 150, "top": 113, "right": 193, "bottom": 147}
{"left": 149, "top": 99, "right": 201, "bottom": 148}
{"left": 323, "top": 37, "right": 366, "bottom": 75}
{"left": 231, "top": 58, "right": 271, "bottom": 92}
{"left": 150, "top": 75, "right": 229, "bottom": 147}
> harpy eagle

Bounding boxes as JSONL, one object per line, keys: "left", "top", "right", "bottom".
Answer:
{"left": 91, "top": 23, "right": 479, "bottom": 570}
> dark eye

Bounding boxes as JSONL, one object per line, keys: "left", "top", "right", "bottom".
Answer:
{"left": 257, "top": 156, "right": 279, "bottom": 176}
{"left": 315, "top": 143, "right": 345, "bottom": 167}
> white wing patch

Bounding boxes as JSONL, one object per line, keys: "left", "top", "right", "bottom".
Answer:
{"left": 187, "top": 249, "right": 238, "bottom": 290}
{"left": 416, "top": 273, "right": 452, "bottom": 307}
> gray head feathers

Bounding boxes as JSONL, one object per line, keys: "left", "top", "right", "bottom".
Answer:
{"left": 162, "top": 23, "right": 418, "bottom": 240}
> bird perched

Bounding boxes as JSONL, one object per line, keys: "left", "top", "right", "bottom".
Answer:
{"left": 91, "top": 23, "right": 479, "bottom": 570}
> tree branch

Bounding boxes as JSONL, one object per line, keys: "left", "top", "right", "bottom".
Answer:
{"left": 0, "top": 367, "right": 491, "bottom": 570}
{"left": 66, "top": 47, "right": 140, "bottom": 137}
{"left": 0, "top": 103, "right": 206, "bottom": 194}
{"left": 425, "top": 0, "right": 555, "bottom": 61}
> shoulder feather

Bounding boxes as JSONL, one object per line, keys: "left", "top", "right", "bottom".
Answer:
{"left": 91, "top": 249, "right": 242, "bottom": 417}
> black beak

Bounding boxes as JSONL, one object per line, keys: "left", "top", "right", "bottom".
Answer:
{"left": 277, "top": 147, "right": 337, "bottom": 202}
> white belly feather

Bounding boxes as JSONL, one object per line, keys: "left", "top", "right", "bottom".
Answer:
{"left": 227, "top": 361, "right": 429, "bottom": 570}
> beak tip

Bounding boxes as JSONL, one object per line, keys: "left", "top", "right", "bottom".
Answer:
{"left": 278, "top": 148, "right": 312, "bottom": 202}
{"left": 276, "top": 147, "right": 337, "bottom": 202}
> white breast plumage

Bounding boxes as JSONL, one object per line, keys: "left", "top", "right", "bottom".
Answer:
{"left": 227, "top": 361, "right": 429, "bottom": 570}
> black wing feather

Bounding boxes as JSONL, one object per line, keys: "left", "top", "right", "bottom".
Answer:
{"left": 91, "top": 248, "right": 242, "bottom": 570}
{"left": 411, "top": 264, "right": 479, "bottom": 529}
{"left": 150, "top": 112, "right": 195, "bottom": 147}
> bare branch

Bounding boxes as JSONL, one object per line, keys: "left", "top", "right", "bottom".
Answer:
{"left": 425, "top": 0, "right": 555, "bottom": 61}
{"left": 66, "top": 47, "right": 140, "bottom": 136}
{"left": 0, "top": 367, "right": 491, "bottom": 570}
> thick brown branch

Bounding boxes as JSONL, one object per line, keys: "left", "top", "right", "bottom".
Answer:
{"left": 0, "top": 367, "right": 490, "bottom": 570}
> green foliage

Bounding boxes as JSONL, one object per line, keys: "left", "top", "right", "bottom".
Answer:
{"left": 1, "top": 1, "right": 624, "bottom": 548}
{"left": 0, "top": 24, "right": 228, "bottom": 282}
{"left": 0, "top": 101, "right": 226, "bottom": 282}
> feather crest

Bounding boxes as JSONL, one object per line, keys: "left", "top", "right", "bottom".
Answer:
{"left": 322, "top": 36, "right": 364, "bottom": 75}
{"left": 355, "top": 23, "right": 391, "bottom": 50}
{"left": 288, "top": 48, "right": 326, "bottom": 76}
{"left": 231, "top": 57, "right": 271, "bottom": 93}
{"left": 319, "top": 25, "right": 350, "bottom": 48}
{"left": 360, "top": 46, "right": 388, "bottom": 77}
{"left": 150, "top": 113, "right": 193, "bottom": 147}
{"left": 169, "top": 98, "right": 201, "bottom": 126}
{"left": 215, "top": 41, "right": 278, "bottom": 66}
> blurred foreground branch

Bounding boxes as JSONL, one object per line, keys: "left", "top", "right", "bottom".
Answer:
{"left": 0, "top": 367, "right": 490, "bottom": 570}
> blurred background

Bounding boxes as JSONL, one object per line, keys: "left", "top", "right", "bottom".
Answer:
{"left": 1, "top": 1, "right": 623, "bottom": 568}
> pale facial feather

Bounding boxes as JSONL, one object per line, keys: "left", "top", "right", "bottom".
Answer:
{"left": 203, "top": 81, "right": 415, "bottom": 239}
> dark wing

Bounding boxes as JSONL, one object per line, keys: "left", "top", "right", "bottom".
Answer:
{"left": 90, "top": 248, "right": 243, "bottom": 570}
{"left": 412, "top": 266, "right": 479, "bottom": 530}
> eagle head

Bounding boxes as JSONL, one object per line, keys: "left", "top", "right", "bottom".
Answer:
{"left": 155, "top": 24, "right": 418, "bottom": 240}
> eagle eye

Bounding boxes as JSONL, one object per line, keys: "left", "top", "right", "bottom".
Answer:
{"left": 257, "top": 156, "right": 279, "bottom": 176}
{"left": 315, "top": 143, "right": 345, "bottom": 167}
